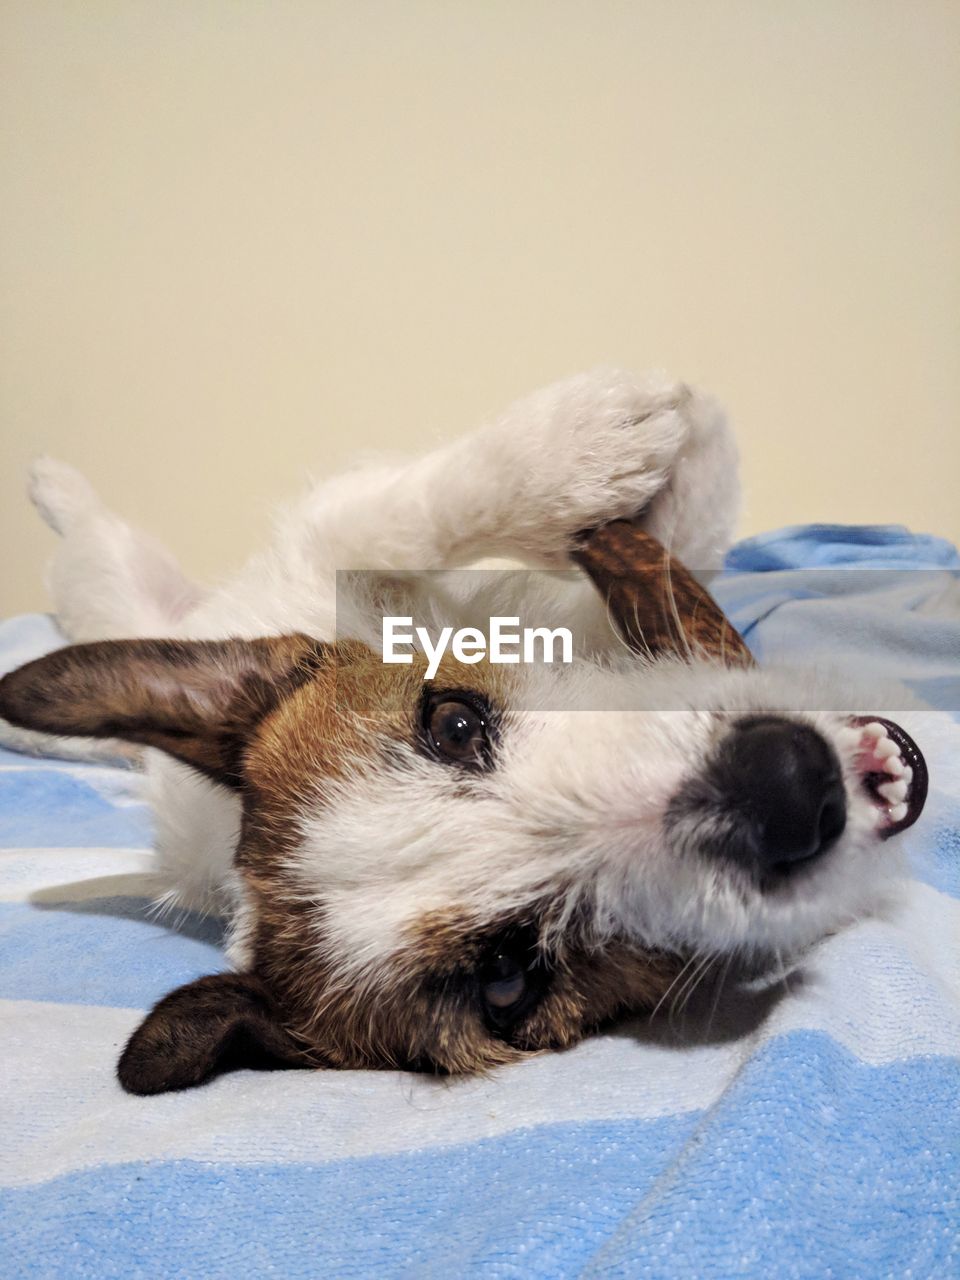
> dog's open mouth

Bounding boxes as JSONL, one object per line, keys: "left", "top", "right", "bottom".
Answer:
{"left": 844, "top": 716, "right": 928, "bottom": 838}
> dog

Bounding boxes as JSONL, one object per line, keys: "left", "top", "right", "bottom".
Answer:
{"left": 0, "top": 370, "right": 928, "bottom": 1094}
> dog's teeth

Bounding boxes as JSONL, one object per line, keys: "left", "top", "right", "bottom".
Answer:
{"left": 875, "top": 737, "right": 899, "bottom": 760}
{"left": 878, "top": 779, "right": 908, "bottom": 803}
{"left": 862, "top": 721, "right": 886, "bottom": 740}
{"left": 901, "top": 766, "right": 913, "bottom": 786}
{"left": 884, "top": 756, "right": 906, "bottom": 778}
{"left": 889, "top": 802, "right": 908, "bottom": 823}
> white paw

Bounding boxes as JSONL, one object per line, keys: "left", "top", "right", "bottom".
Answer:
{"left": 481, "top": 369, "right": 725, "bottom": 563}
{"left": 639, "top": 386, "right": 740, "bottom": 571}
{"left": 28, "top": 457, "right": 101, "bottom": 536}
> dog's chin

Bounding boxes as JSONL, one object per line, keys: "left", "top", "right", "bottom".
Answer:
{"left": 655, "top": 820, "right": 910, "bottom": 971}
{"left": 728, "top": 831, "right": 908, "bottom": 966}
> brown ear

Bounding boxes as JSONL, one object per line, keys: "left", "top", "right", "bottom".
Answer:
{"left": 117, "top": 972, "right": 308, "bottom": 1095}
{"left": 572, "top": 519, "right": 753, "bottom": 667}
{"left": 0, "top": 634, "right": 325, "bottom": 786}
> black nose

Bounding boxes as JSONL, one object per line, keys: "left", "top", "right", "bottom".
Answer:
{"left": 717, "top": 716, "right": 847, "bottom": 876}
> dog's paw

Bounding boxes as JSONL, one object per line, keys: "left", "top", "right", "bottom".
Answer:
{"left": 640, "top": 386, "right": 740, "bottom": 571}
{"left": 29, "top": 457, "right": 101, "bottom": 536}
{"left": 479, "top": 369, "right": 712, "bottom": 562}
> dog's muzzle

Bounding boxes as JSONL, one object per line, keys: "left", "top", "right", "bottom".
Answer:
{"left": 574, "top": 519, "right": 930, "bottom": 881}
{"left": 714, "top": 716, "right": 848, "bottom": 879}
{"left": 697, "top": 714, "right": 929, "bottom": 886}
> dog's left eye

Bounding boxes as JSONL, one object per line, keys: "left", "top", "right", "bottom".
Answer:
{"left": 481, "top": 952, "right": 527, "bottom": 1011}
{"left": 475, "top": 928, "right": 549, "bottom": 1034}
{"left": 423, "top": 694, "right": 491, "bottom": 768}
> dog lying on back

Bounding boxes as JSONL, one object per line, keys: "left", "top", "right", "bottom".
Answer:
{"left": 0, "top": 371, "right": 928, "bottom": 1093}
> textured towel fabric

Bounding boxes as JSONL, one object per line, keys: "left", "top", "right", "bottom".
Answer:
{"left": 0, "top": 525, "right": 958, "bottom": 1279}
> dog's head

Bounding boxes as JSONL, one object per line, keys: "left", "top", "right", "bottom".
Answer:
{"left": 0, "top": 523, "right": 928, "bottom": 1093}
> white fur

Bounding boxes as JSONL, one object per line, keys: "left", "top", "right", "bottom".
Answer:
{"left": 20, "top": 368, "right": 921, "bottom": 986}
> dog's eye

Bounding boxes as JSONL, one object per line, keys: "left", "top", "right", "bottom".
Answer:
{"left": 480, "top": 952, "right": 527, "bottom": 1013}
{"left": 474, "top": 927, "right": 550, "bottom": 1036}
{"left": 424, "top": 695, "right": 490, "bottom": 768}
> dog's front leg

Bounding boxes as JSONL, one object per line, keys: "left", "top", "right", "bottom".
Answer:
{"left": 289, "top": 369, "right": 739, "bottom": 573}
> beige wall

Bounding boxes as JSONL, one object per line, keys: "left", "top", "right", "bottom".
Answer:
{"left": 2, "top": 1, "right": 958, "bottom": 615}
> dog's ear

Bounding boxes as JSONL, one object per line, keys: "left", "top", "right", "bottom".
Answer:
{"left": 0, "top": 634, "right": 325, "bottom": 786}
{"left": 117, "top": 972, "right": 307, "bottom": 1095}
{"left": 572, "top": 519, "right": 753, "bottom": 666}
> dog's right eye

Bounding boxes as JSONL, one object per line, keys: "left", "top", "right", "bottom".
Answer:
{"left": 422, "top": 693, "right": 491, "bottom": 769}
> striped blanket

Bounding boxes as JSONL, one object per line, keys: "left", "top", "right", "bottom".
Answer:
{"left": 1, "top": 525, "right": 958, "bottom": 1278}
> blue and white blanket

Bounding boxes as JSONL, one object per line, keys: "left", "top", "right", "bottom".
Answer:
{"left": 1, "top": 525, "right": 958, "bottom": 1278}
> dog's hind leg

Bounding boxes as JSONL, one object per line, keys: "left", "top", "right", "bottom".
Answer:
{"left": 28, "top": 457, "right": 206, "bottom": 642}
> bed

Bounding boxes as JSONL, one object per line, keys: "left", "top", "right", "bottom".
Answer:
{"left": 1, "top": 523, "right": 958, "bottom": 1278}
